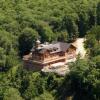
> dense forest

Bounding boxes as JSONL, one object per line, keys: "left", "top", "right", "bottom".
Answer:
{"left": 0, "top": 0, "right": 100, "bottom": 100}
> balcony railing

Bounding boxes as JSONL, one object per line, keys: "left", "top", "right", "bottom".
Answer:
{"left": 31, "top": 56, "right": 66, "bottom": 65}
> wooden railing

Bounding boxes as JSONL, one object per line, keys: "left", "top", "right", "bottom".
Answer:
{"left": 31, "top": 56, "right": 66, "bottom": 64}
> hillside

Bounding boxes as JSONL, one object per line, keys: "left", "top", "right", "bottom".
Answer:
{"left": 0, "top": 0, "right": 100, "bottom": 100}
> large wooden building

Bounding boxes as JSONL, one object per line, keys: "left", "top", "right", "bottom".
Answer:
{"left": 23, "top": 40, "right": 76, "bottom": 70}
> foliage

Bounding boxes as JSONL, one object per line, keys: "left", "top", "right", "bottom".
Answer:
{"left": 85, "top": 25, "right": 100, "bottom": 57}
{"left": 34, "top": 91, "right": 54, "bottom": 100}
{"left": 0, "top": 0, "right": 100, "bottom": 100}
{"left": 0, "top": 30, "right": 19, "bottom": 71}
{"left": 56, "top": 59, "right": 100, "bottom": 100}
{"left": 3, "top": 87, "right": 23, "bottom": 100}
{"left": 18, "top": 27, "right": 38, "bottom": 56}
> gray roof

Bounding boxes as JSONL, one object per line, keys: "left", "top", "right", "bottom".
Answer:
{"left": 31, "top": 42, "right": 76, "bottom": 54}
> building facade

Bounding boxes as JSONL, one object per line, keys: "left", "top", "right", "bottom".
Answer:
{"left": 23, "top": 40, "right": 76, "bottom": 70}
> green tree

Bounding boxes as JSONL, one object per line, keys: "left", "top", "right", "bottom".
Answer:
{"left": 3, "top": 87, "right": 23, "bottom": 100}
{"left": 18, "top": 27, "right": 38, "bottom": 56}
{"left": 0, "top": 48, "right": 6, "bottom": 71}
{"left": 87, "top": 26, "right": 100, "bottom": 42}
{"left": 85, "top": 26, "right": 100, "bottom": 56}
{"left": 58, "top": 59, "right": 100, "bottom": 100}
{"left": 97, "top": 2, "right": 100, "bottom": 25}
{"left": 0, "top": 30, "right": 18, "bottom": 71}
{"left": 23, "top": 72, "right": 44, "bottom": 99}
{"left": 34, "top": 91, "right": 54, "bottom": 100}
{"left": 62, "top": 16, "right": 79, "bottom": 41}
{"left": 57, "top": 31, "right": 68, "bottom": 42}
{"left": 92, "top": 55, "right": 100, "bottom": 68}
{"left": 56, "top": 58, "right": 100, "bottom": 100}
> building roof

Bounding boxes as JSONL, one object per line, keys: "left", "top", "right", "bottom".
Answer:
{"left": 31, "top": 42, "right": 76, "bottom": 54}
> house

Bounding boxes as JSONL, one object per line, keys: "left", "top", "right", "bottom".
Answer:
{"left": 23, "top": 40, "right": 77, "bottom": 71}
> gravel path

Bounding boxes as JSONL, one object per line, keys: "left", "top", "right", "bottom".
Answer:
{"left": 73, "top": 38, "right": 86, "bottom": 58}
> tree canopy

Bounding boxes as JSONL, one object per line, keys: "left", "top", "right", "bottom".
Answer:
{"left": 0, "top": 0, "right": 100, "bottom": 100}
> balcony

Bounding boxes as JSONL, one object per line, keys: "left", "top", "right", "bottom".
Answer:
{"left": 31, "top": 56, "right": 66, "bottom": 65}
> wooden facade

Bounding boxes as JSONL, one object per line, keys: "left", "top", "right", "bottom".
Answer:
{"left": 23, "top": 41, "right": 76, "bottom": 71}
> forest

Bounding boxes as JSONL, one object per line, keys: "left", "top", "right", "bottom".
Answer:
{"left": 0, "top": 0, "right": 100, "bottom": 100}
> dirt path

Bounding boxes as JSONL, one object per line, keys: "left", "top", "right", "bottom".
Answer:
{"left": 73, "top": 38, "right": 86, "bottom": 58}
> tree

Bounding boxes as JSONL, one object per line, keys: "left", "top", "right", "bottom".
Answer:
{"left": 23, "top": 72, "right": 44, "bottom": 99}
{"left": 0, "top": 30, "right": 19, "bottom": 71}
{"left": 18, "top": 27, "right": 38, "bottom": 56}
{"left": 56, "top": 58, "right": 100, "bottom": 100}
{"left": 41, "top": 26, "right": 55, "bottom": 42}
{"left": 46, "top": 73, "right": 59, "bottom": 91}
{"left": 34, "top": 91, "right": 54, "bottom": 100}
{"left": 92, "top": 55, "right": 100, "bottom": 69}
{"left": 87, "top": 26, "right": 100, "bottom": 42}
{"left": 57, "top": 31, "right": 68, "bottom": 42}
{"left": 0, "top": 0, "right": 100, "bottom": 100}
{"left": 85, "top": 26, "right": 100, "bottom": 56}
{"left": 61, "top": 59, "right": 100, "bottom": 100}
{"left": 0, "top": 48, "right": 6, "bottom": 71}
{"left": 34, "top": 21, "right": 55, "bottom": 42}
{"left": 3, "top": 87, "right": 23, "bottom": 100}
{"left": 85, "top": 34, "right": 97, "bottom": 49}
{"left": 62, "top": 15, "right": 79, "bottom": 42}
{"left": 97, "top": 2, "right": 100, "bottom": 25}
